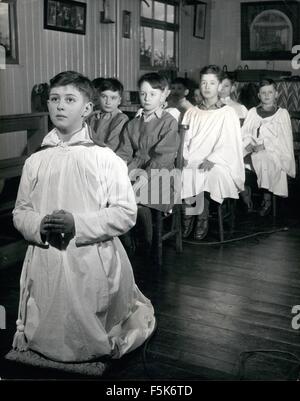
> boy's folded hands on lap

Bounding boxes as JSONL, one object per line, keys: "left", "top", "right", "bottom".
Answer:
{"left": 198, "top": 159, "right": 214, "bottom": 171}
{"left": 245, "top": 143, "right": 254, "bottom": 154}
{"left": 252, "top": 143, "right": 265, "bottom": 152}
{"left": 245, "top": 138, "right": 265, "bottom": 154}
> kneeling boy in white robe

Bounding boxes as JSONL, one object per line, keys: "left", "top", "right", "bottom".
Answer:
{"left": 12, "top": 71, "right": 156, "bottom": 363}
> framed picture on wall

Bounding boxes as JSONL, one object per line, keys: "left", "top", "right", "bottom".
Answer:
{"left": 44, "top": 0, "right": 87, "bottom": 35}
{"left": 241, "top": 1, "right": 300, "bottom": 60}
{"left": 0, "top": 0, "right": 19, "bottom": 65}
{"left": 193, "top": 2, "right": 207, "bottom": 39}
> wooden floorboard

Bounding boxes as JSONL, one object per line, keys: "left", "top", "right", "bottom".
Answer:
{"left": 0, "top": 211, "right": 300, "bottom": 380}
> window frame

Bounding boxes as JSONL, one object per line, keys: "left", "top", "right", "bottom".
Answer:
{"left": 140, "top": 0, "right": 179, "bottom": 71}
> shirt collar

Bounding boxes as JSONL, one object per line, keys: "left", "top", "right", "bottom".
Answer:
{"left": 220, "top": 96, "right": 231, "bottom": 104}
{"left": 41, "top": 123, "right": 93, "bottom": 147}
{"left": 198, "top": 99, "right": 225, "bottom": 110}
{"left": 135, "top": 107, "right": 164, "bottom": 121}
{"left": 95, "top": 108, "right": 121, "bottom": 120}
{"left": 256, "top": 103, "right": 278, "bottom": 111}
{"left": 256, "top": 104, "right": 278, "bottom": 117}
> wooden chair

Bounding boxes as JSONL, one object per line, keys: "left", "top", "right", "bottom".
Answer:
{"left": 216, "top": 199, "right": 236, "bottom": 242}
{"left": 217, "top": 192, "right": 276, "bottom": 243}
{"left": 152, "top": 123, "right": 189, "bottom": 267}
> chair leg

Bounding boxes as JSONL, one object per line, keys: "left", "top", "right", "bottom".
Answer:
{"left": 230, "top": 199, "right": 236, "bottom": 234}
{"left": 175, "top": 207, "right": 183, "bottom": 252}
{"left": 152, "top": 205, "right": 183, "bottom": 266}
{"left": 218, "top": 204, "right": 224, "bottom": 242}
{"left": 153, "top": 211, "right": 163, "bottom": 267}
{"left": 272, "top": 194, "right": 276, "bottom": 219}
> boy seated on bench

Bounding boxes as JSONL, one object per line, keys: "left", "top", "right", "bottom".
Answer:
{"left": 117, "top": 73, "right": 179, "bottom": 251}
{"left": 241, "top": 78, "right": 296, "bottom": 216}
{"left": 181, "top": 65, "right": 245, "bottom": 240}
{"left": 89, "top": 78, "right": 128, "bottom": 151}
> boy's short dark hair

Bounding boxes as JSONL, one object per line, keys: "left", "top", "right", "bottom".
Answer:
{"left": 138, "top": 73, "right": 169, "bottom": 91}
{"left": 171, "top": 77, "right": 198, "bottom": 102}
{"left": 258, "top": 78, "right": 277, "bottom": 91}
{"left": 200, "top": 65, "right": 224, "bottom": 83}
{"left": 92, "top": 77, "right": 105, "bottom": 90}
{"left": 50, "top": 71, "right": 94, "bottom": 101}
{"left": 95, "top": 78, "right": 124, "bottom": 96}
{"left": 171, "top": 77, "right": 188, "bottom": 88}
{"left": 222, "top": 73, "right": 236, "bottom": 85}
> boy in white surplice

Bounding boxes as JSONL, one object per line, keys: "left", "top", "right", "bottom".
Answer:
{"left": 181, "top": 65, "right": 245, "bottom": 240}
{"left": 241, "top": 79, "right": 296, "bottom": 216}
{"left": 12, "top": 71, "right": 155, "bottom": 362}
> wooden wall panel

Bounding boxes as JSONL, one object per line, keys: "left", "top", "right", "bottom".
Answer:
{"left": 0, "top": 0, "right": 122, "bottom": 116}
{"left": 117, "top": 0, "right": 140, "bottom": 91}
{"left": 0, "top": 0, "right": 208, "bottom": 115}
{"left": 0, "top": 0, "right": 135, "bottom": 116}
{"left": 179, "top": 1, "right": 212, "bottom": 83}
{"left": 0, "top": 0, "right": 210, "bottom": 157}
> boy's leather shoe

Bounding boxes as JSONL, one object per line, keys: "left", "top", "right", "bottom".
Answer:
{"left": 194, "top": 218, "right": 209, "bottom": 241}
{"left": 182, "top": 215, "right": 195, "bottom": 238}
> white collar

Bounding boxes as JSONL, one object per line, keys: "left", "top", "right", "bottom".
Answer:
{"left": 41, "top": 123, "right": 93, "bottom": 147}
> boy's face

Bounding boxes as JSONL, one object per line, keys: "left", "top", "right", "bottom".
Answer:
{"left": 219, "top": 78, "right": 233, "bottom": 99}
{"left": 258, "top": 85, "right": 278, "bottom": 107}
{"left": 98, "top": 90, "right": 121, "bottom": 113}
{"left": 48, "top": 85, "right": 92, "bottom": 134}
{"left": 139, "top": 81, "right": 169, "bottom": 113}
{"left": 200, "top": 74, "right": 222, "bottom": 100}
{"left": 170, "top": 83, "right": 188, "bottom": 100}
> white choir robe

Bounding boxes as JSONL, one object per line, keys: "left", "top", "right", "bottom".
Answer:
{"left": 12, "top": 125, "right": 156, "bottom": 362}
{"left": 242, "top": 107, "right": 296, "bottom": 197}
{"left": 181, "top": 106, "right": 245, "bottom": 205}
{"left": 220, "top": 97, "right": 248, "bottom": 120}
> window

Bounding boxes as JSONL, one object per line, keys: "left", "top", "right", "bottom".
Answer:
{"left": 0, "top": 0, "right": 18, "bottom": 65}
{"left": 250, "top": 10, "right": 292, "bottom": 52}
{"left": 140, "top": 0, "right": 178, "bottom": 70}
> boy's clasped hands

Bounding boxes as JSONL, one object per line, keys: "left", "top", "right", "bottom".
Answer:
{"left": 198, "top": 159, "right": 215, "bottom": 171}
{"left": 245, "top": 142, "right": 265, "bottom": 154}
{"left": 40, "top": 209, "right": 75, "bottom": 239}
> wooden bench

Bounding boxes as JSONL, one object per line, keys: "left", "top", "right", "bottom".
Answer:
{"left": 0, "top": 112, "right": 49, "bottom": 269}
{"left": 0, "top": 112, "right": 49, "bottom": 180}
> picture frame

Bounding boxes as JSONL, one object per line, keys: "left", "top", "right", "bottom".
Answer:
{"left": 0, "top": 0, "right": 19, "bottom": 65}
{"left": 193, "top": 2, "right": 207, "bottom": 39}
{"left": 241, "top": 1, "right": 300, "bottom": 60}
{"left": 122, "top": 10, "right": 131, "bottom": 39}
{"left": 44, "top": 0, "right": 87, "bottom": 35}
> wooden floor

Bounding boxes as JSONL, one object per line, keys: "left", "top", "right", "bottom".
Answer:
{"left": 1, "top": 200, "right": 300, "bottom": 381}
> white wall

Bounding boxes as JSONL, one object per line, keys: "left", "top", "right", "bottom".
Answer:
{"left": 179, "top": 0, "right": 212, "bottom": 82}
{"left": 209, "top": 0, "right": 299, "bottom": 74}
